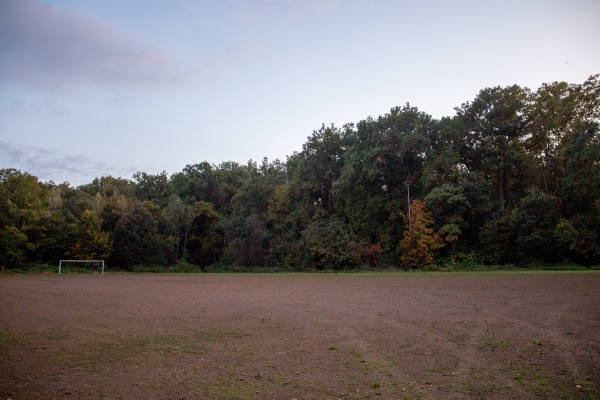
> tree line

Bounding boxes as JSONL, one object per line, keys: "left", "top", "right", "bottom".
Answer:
{"left": 2, "top": 75, "right": 599, "bottom": 271}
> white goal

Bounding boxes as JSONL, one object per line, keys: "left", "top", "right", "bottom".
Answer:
{"left": 59, "top": 260, "right": 105, "bottom": 275}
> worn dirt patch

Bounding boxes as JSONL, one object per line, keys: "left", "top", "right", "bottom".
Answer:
{"left": 1, "top": 272, "right": 599, "bottom": 399}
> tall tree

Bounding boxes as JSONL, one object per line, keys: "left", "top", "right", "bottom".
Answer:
{"left": 334, "top": 105, "right": 434, "bottom": 255}
{"left": 399, "top": 199, "right": 445, "bottom": 267}
{"left": 455, "top": 85, "right": 532, "bottom": 211}
{"left": 171, "top": 162, "right": 218, "bottom": 205}
{"left": 186, "top": 201, "right": 222, "bottom": 269}
{"left": 133, "top": 171, "right": 172, "bottom": 207}
{"left": 110, "top": 202, "right": 164, "bottom": 269}
{"left": 289, "top": 124, "right": 345, "bottom": 215}
{"left": 0, "top": 169, "right": 50, "bottom": 267}
{"left": 163, "top": 195, "right": 187, "bottom": 261}
{"left": 68, "top": 210, "right": 112, "bottom": 260}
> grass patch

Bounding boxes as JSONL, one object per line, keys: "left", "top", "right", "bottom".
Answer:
{"left": 2, "top": 328, "right": 249, "bottom": 368}
{"left": 0, "top": 331, "right": 23, "bottom": 350}
{"left": 94, "top": 328, "right": 249, "bottom": 360}
{"left": 485, "top": 338, "right": 509, "bottom": 351}
{"left": 200, "top": 379, "right": 265, "bottom": 400}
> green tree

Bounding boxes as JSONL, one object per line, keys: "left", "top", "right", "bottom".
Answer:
{"left": 186, "top": 201, "right": 222, "bottom": 269}
{"left": 133, "top": 171, "right": 172, "bottom": 207}
{"left": 212, "top": 161, "right": 252, "bottom": 216}
{"left": 455, "top": 85, "right": 533, "bottom": 211}
{"left": 0, "top": 169, "right": 50, "bottom": 267}
{"left": 425, "top": 184, "right": 469, "bottom": 247}
{"left": 219, "top": 158, "right": 286, "bottom": 267}
{"left": 300, "top": 215, "right": 360, "bottom": 270}
{"left": 334, "top": 105, "right": 434, "bottom": 257}
{"left": 110, "top": 202, "right": 164, "bottom": 269}
{"left": 171, "top": 162, "right": 219, "bottom": 205}
{"left": 100, "top": 195, "right": 131, "bottom": 234}
{"left": 221, "top": 213, "right": 267, "bottom": 267}
{"left": 163, "top": 195, "right": 187, "bottom": 262}
{"left": 551, "top": 122, "right": 600, "bottom": 264}
{"left": 526, "top": 75, "right": 599, "bottom": 194}
{"left": 289, "top": 124, "right": 345, "bottom": 216}
{"left": 68, "top": 210, "right": 112, "bottom": 260}
{"left": 78, "top": 176, "right": 135, "bottom": 198}
{"left": 513, "top": 189, "right": 561, "bottom": 262}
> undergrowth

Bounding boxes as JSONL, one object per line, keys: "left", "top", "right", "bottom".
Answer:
{"left": 1, "top": 261, "right": 598, "bottom": 274}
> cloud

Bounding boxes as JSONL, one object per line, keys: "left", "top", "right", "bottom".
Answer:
{"left": 0, "top": 0, "right": 186, "bottom": 92}
{"left": 0, "top": 141, "right": 138, "bottom": 186}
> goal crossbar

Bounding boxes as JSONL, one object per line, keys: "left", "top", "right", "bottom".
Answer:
{"left": 59, "top": 260, "right": 105, "bottom": 275}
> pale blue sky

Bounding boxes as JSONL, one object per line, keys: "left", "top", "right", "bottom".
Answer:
{"left": 1, "top": 0, "right": 599, "bottom": 185}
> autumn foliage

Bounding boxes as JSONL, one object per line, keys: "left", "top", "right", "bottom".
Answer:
{"left": 400, "top": 199, "right": 445, "bottom": 267}
{"left": 2, "top": 76, "right": 600, "bottom": 270}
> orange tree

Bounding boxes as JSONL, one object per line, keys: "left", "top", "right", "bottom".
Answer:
{"left": 400, "top": 199, "right": 445, "bottom": 267}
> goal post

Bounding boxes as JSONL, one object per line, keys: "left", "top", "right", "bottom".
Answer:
{"left": 59, "top": 260, "right": 105, "bottom": 275}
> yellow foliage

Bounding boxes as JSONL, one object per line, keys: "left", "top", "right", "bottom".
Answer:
{"left": 400, "top": 199, "right": 445, "bottom": 267}
{"left": 267, "top": 185, "right": 290, "bottom": 222}
{"left": 69, "top": 210, "right": 112, "bottom": 260}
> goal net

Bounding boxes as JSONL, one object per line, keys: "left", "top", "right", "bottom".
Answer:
{"left": 58, "top": 260, "right": 105, "bottom": 275}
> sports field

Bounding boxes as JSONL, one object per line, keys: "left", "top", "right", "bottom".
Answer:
{"left": 1, "top": 272, "right": 599, "bottom": 399}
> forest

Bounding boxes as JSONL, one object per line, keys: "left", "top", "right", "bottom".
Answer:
{"left": 1, "top": 75, "right": 599, "bottom": 271}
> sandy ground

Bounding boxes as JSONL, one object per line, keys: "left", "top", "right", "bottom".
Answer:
{"left": 1, "top": 272, "right": 599, "bottom": 399}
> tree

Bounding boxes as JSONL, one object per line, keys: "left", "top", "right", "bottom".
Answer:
{"left": 186, "top": 201, "right": 222, "bottom": 269}
{"left": 68, "top": 210, "right": 112, "bottom": 260}
{"left": 162, "top": 195, "right": 187, "bottom": 262}
{"left": 399, "top": 199, "right": 445, "bottom": 267}
{"left": 526, "top": 75, "right": 600, "bottom": 194}
{"left": 513, "top": 189, "right": 561, "bottom": 262}
{"left": 289, "top": 124, "right": 345, "bottom": 216}
{"left": 133, "top": 171, "right": 172, "bottom": 207}
{"left": 300, "top": 215, "right": 360, "bottom": 270}
{"left": 2, "top": 76, "right": 598, "bottom": 270}
{"left": 552, "top": 122, "right": 600, "bottom": 264}
{"left": 78, "top": 176, "right": 135, "bottom": 198}
{"left": 218, "top": 158, "right": 286, "bottom": 267}
{"left": 212, "top": 161, "right": 252, "bottom": 216}
{"left": 171, "top": 162, "right": 218, "bottom": 204}
{"left": 110, "top": 202, "right": 164, "bottom": 269}
{"left": 0, "top": 169, "right": 50, "bottom": 267}
{"left": 425, "top": 184, "right": 470, "bottom": 247}
{"left": 100, "top": 194, "right": 131, "bottom": 234}
{"left": 455, "top": 85, "right": 532, "bottom": 211}
{"left": 221, "top": 213, "right": 267, "bottom": 267}
{"left": 334, "top": 105, "right": 434, "bottom": 255}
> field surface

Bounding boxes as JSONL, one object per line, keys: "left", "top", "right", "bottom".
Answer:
{"left": 1, "top": 272, "right": 599, "bottom": 399}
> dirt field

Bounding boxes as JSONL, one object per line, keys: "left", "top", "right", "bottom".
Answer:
{"left": 1, "top": 272, "right": 599, "bottom": 399}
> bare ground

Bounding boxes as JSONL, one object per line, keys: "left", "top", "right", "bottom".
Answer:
{"left": 1, "top": 272, "right": 599, "bottom": 399}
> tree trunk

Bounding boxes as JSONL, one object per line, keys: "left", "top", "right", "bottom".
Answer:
{"left": 499, "top": 170, "right": 505, "bottom": 212}
{"left": 175, "top": 222, "right": 180, "bottom": 261}
{"left": 182, "top": 231, "right": 188, "bottom": 261}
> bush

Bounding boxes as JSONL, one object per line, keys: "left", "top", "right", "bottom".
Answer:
{"left": 168, "top": 260, "right": 203, "bottom": 273}
{"left": 132, "top": 264, "right": 168, "bottom": 273}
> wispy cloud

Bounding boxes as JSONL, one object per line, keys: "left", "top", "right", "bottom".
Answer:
{"left": 0, "top": 141, "right": 138, "bottom": 186}
{"left": 0, "top": 0, "right": 186, "bottom": 93}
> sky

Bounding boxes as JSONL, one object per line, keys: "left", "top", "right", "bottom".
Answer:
{"left": 1, "top": 0, "right": 599, "bottom": 186}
